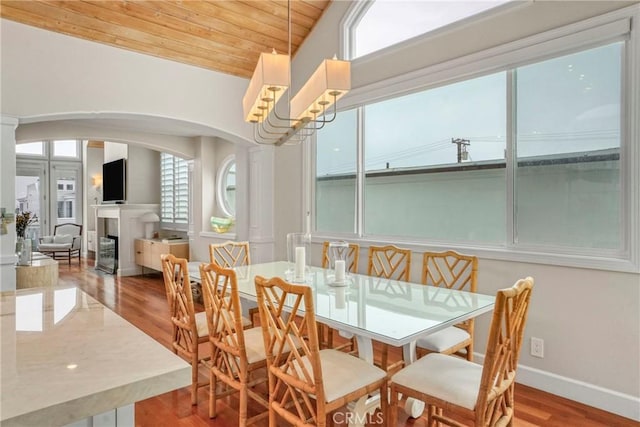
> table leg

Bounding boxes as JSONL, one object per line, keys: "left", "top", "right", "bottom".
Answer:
{"left": 342, "top": 335, "right": 380, "bottom": 427}
{"left": 402, "top": 341, "right": 425, "bottom": 418}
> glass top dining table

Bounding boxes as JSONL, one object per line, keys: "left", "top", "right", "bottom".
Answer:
{"left": 190, "top": 261, "right": 495, "bottom": 360}
{"left": 190, "top": 260, "right": 495, "bottom": 423}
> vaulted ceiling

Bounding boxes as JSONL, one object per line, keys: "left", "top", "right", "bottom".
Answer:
{"left": 0, "top": 0, "right": 332, "bottom": 78}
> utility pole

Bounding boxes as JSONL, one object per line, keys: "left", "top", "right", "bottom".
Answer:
{"left": 451, "top": 138, "right": 470, "bottom": 163}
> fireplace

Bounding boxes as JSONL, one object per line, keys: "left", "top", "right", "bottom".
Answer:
{"left": 95, "top": 204, "right": 159, "bottom": 276}
{"left": 96, "top": 235, "right": 118, "bottom": 274}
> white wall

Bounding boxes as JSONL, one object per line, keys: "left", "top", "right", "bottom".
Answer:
{"left": 0, "top": 20, "right": 252, "bottom": 145}
{"left": 126, "top": 145, "right": 160, "bottom": 205}
{"left": 286, "top": 0, "right": 640, "bottom": 420}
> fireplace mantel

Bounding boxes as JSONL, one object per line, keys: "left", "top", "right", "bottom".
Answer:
{"left": 95, "top": 204, "right": 159, "bottom": 276}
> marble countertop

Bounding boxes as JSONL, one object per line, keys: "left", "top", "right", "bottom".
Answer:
{"left": 0, "top": 286, "right": 191, "bottom": 426}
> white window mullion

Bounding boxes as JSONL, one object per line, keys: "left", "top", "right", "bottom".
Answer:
{"left": 506, "top": 69, "right": 516, "bottom": 247}
{"left": 356, "top": 107, "right": 365, "bottom": 237}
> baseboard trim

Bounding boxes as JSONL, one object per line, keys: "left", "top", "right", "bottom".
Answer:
{"left": 117, "top": 266, "right": 141, "bottom": 276}
{"left": 474, "top": 353, "right": 640, "bottom": 421}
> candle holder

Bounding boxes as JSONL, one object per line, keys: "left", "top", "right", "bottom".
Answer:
{"left": 286, "top": 232, "right": 310, "bottom": 283}
{"left": 328, "top": 241, "right": 349, "bottom": 284}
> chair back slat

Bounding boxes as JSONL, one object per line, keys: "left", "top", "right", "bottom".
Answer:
{"left": 321, "top": 241, "right": 360, "bottom": 273}
{"left": 200, "top": 262, "right": 247, "bottom": 382}
{"left": 161, "top": 255, "right": 198, "bottom": 357}
{"left": 422, "top": 250, "right": 477, "bottom": 292}
{"left": 255, "top": 275, "right": 324, "bottom": 425}
{"left": 476, "top": 277, "right": 534, "bottom": 425}
{"left": 368, "top": 244, "right": 412, "bottom": 281}
{"left": 422, "top": 250, "right": 478, "bottom": 334}
{"left": 209, "top": 241, "right": 250, "bottom": 267}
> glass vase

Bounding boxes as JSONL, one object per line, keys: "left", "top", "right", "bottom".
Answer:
{"left": 16, "top": 237, "right": 32, "bottom": 266}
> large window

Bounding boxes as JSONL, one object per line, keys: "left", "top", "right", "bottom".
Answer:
{"left": 160, "top": 153, "right": 189, "bottom": 230}
{"left": 316, "top": 40, "right": 627, "bottom": 262}
{"left": 514, "top": 44, "right": 621, "bottom": 249}
{"left": 316, "top": 109, "right": 358, "bottom": 234}
{"left": 16, "top": 140, "right": 83, "bottom": 240}
{"left": 350, "top": 0, "right": 512, "bottom": 58}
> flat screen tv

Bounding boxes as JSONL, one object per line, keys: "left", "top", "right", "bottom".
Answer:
{"left": 102, "top": 158, "right": 126, "bottom": 203}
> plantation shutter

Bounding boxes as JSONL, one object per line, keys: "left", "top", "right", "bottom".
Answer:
{"left": 160, "top": 153, "right": 189, "bottom": 229}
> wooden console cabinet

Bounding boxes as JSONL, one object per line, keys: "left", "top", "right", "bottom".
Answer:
{"left": 134, "top": 238, "right": 189, "bottom": 272}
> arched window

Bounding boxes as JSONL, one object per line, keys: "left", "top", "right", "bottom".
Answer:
{"left": 345, "top": 0, "right": 512, "bottom": 59}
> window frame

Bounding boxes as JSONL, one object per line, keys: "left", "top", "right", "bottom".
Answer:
{"left": 51, "top": 140, "right": 81, "bottom": 160}
{"left": 341, "top": 0, "right": 529, "bottom": 61}
{"left": 310, "top": 5, "right": 639, "bottom": 273}
{"left": 16, "top": 140, "right": 83, "bottom": 235}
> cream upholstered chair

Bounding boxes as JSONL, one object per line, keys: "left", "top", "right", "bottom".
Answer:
{"left": 209, "top": 241, "right": 257, "bottom": 327}
{"left": 199, "top": 262, "right": 269, "bottom": 425}
{"left": 417, "top": 250, "right": 478, "bottom": 361}
{"left": 319, "top": 241, "right": 360, "bottom": 351}
{"left": 38, "top": 223, "right": 82, "bottom": 265}
{"left": 161, "top": 254, "right": 210, "bottom": 405}
{"left": 367, "top": 244, "right": 412, "bottom": 373}
{"left": 254, "top": 275, "right": 388, "bottom": 427}
{"left": 390, "top": 277, "right": 534, "bottom": 426}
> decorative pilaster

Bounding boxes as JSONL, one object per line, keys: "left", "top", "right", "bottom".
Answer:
{"left": 0, "top": 115, "right": 19, "bottom": 291}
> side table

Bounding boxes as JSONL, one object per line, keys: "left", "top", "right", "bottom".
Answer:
{"left": 16, "top": 256, "right": 59, "bottom": 289}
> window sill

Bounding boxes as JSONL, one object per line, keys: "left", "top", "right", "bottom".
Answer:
{"left": 310, "top": 234, "right": 639, "bottom": 273}
{"left": 200, "top": 231, "right": 237, "bottom": 240}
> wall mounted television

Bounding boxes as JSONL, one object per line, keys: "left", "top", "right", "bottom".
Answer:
{"left": 102, "top": 158, "right": 126, "bottom": 203}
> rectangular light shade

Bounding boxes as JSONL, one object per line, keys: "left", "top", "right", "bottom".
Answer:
{"left": 290, "top": 58, "right": 350, "bottom": 122}
{"left": 242, "top": 52, "right": 290, "bottom": 123}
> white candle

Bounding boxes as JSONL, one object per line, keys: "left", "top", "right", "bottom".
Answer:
{"left": 334, "top": 259, "right": 346, "bottom": 283}
{"left": 295, "top": 246, "right": 306, "bottom": 280}
{"left": 335, "top": 287, "right": 346, "bottom": 309}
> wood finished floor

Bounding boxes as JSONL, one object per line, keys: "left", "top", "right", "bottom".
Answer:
{"left": 57, "top": 259, "right": 638, "bottom": 427}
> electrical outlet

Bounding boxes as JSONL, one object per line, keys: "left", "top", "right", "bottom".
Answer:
{"left": 531, "top": 337, "right": 544, "bottom": 358}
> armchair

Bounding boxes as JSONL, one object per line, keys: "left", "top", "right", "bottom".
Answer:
{"left": 38, "top": 223, "right": 82, "bottom": 265}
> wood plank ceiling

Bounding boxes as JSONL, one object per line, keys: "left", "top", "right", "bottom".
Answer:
{"left": 0, "top": 0, "right": 332, "bottom": 78}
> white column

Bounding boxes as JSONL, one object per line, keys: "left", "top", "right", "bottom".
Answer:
{"left": 0, "top": 116, "right": 18, "bottom": 291}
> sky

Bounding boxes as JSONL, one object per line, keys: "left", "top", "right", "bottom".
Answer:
{"left": 355, "top": 0, "right": 512, "bottom": 58}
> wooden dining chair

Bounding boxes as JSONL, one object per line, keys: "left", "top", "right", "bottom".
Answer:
{"left": 199, "top": 262, "right": 269, "bottom": 425}
{"left": 321, "top": 241, "right": 360, "bottom": 273}
{"left": 368, "top": 244, "right": 412, "bottom": 281}
{"left": 209, "top": 240, "right": 251, "bottom": 267}
{"left": 390, "top": 277, "right": 534, "bottom": 426}
{"left": 367, "top": 244, "right": 412, "bottom": 373}
{"left": 319, "top": 241, "right": 360, "bottom": 351}
{"left": 209, "top": 241, "right": 257, "bottom": 327}
{"left": 417, "top": 250, "right": 478, "bottom": 361}
{"left": 254, "top": 275, "right": 389, "bottom": 427}
{"left": 161, "top": 254, "right": 210, "bottom": 405}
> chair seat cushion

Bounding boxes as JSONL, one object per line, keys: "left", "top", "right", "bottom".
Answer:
{"left": 391, "top": 353, "right": 481, "bottom": 410}
{"left": 195, "top": 311, "right": 209, "bottom": 338}
{"left": 39, "top": 243, "right": 72, "bottom": 251}
{"left": 294, "top": 349, "right": 387, "bottom": 403}
{"left": 195, "top": 311, "right": 252, "bottom": 339}
{"left": 416, "top": 326, "right": 471, "bottom": 352}
{"left": 242, "top": 327, "right": 270, "bottom": 364}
